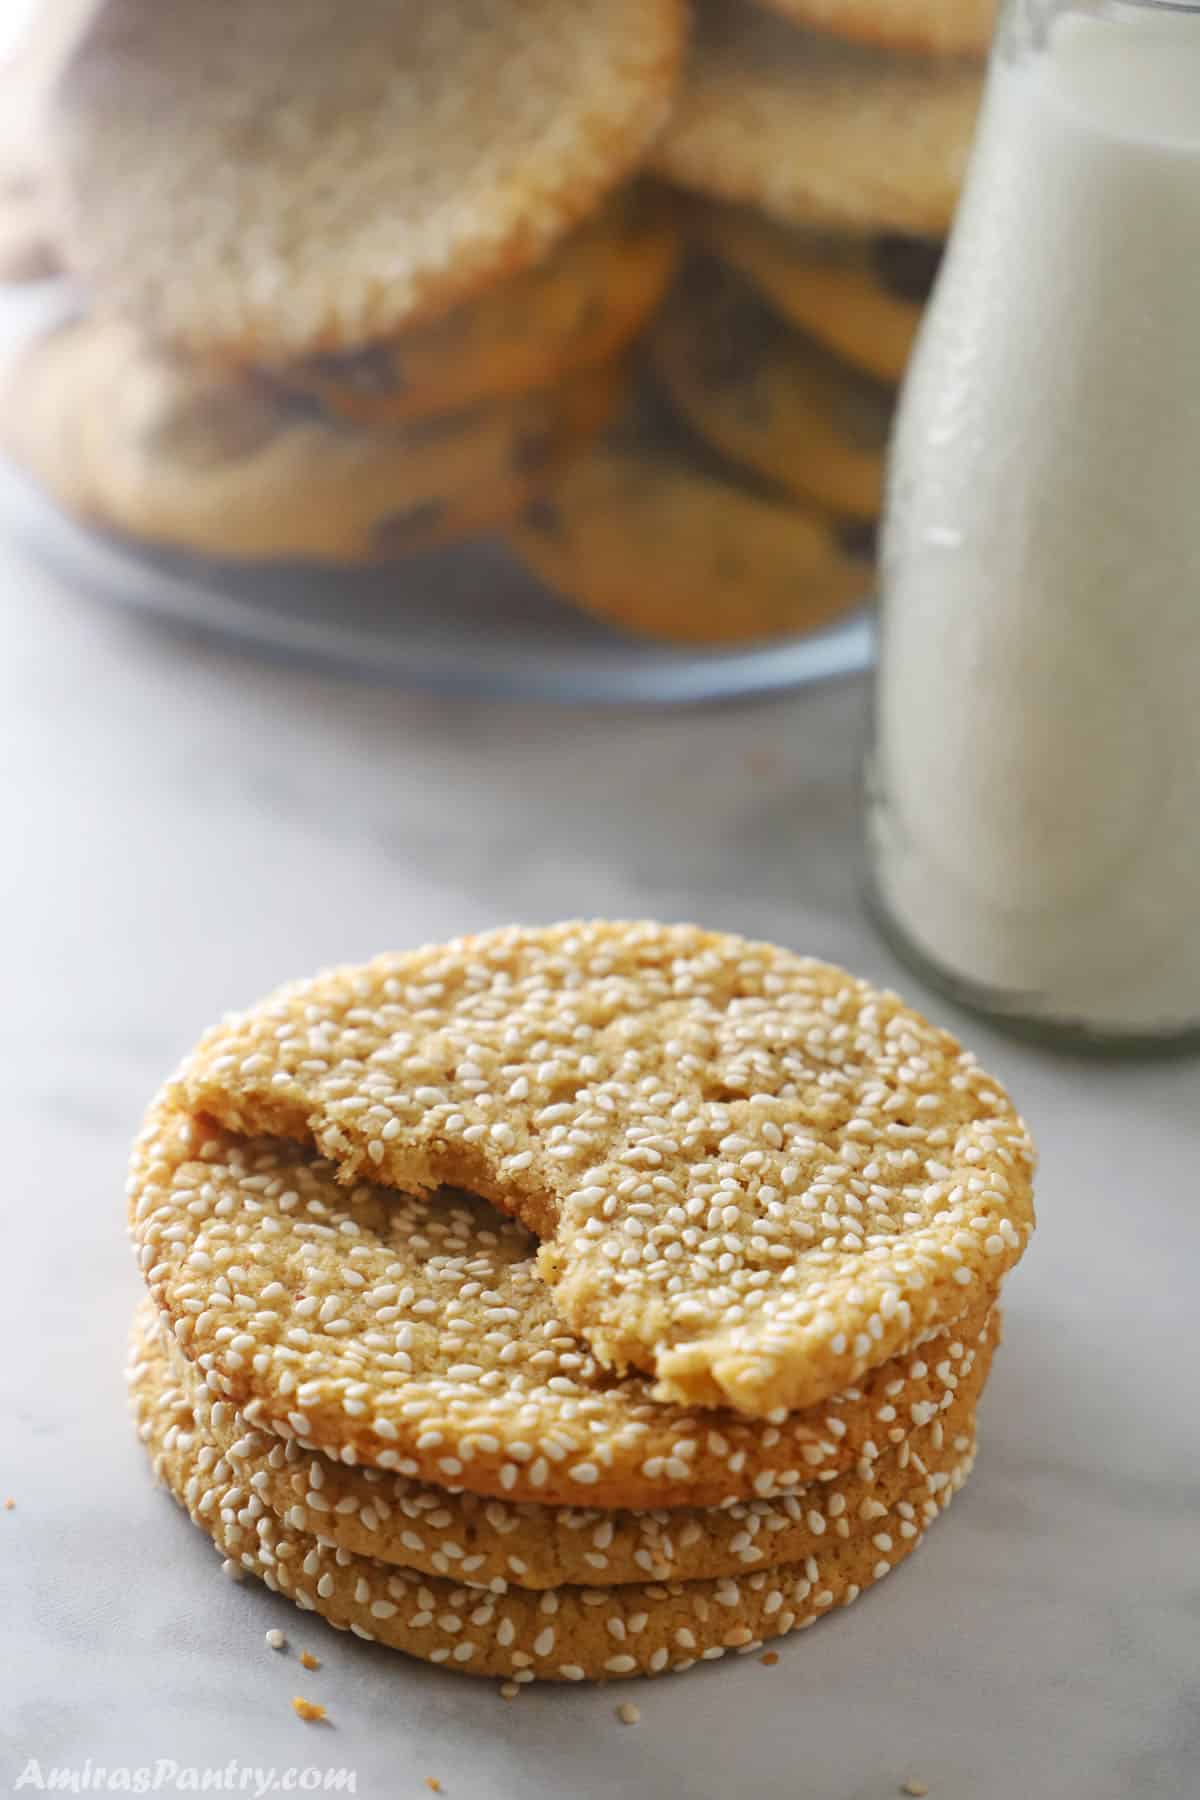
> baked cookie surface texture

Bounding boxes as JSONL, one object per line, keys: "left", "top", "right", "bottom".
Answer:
{"left": 158, "top": 921, "right": 1034, "bottom": 1419}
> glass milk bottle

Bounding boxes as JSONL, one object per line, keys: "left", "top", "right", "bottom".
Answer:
{"left": 867, "top": 0, "right": 1200, "bottom": 1052}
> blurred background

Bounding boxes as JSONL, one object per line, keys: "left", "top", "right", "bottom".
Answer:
{"left": 0, "top": 0, "right": 982, "bottom": 699}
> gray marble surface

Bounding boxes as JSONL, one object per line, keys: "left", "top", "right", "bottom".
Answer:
{"left": 2, "top": 559, "right": 1197, "bottom": 1800}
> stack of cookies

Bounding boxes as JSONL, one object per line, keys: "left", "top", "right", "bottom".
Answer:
{"left": 0, "top": 0, "right": 986, "bottom": 646}
{"left": 127, "top": 922, "right": 1035, "bottom": 1684}
{"left": 0, "top": 0, "right": 685, "bottom": 568}
{"left": 634, "top": 0, "right": 986, "bottom": 613}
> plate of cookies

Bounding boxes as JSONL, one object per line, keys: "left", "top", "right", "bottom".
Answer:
{"left": 128, "top": 921, "right": 1036, "bottom": 1687}
{"left": 0, "top": 0, "right": 984, "bottom": 700}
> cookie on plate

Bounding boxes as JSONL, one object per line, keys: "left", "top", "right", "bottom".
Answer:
{"left": 752, "top": 0, "right": 995, "bottom": 60}
{"left": 695, "top": 204, "right": 942, "bottom": 384}
{"left": 509, "top": 377, "right": 874, "bottom": 644}
{"left": 1, "top": 316, "right": 612, "bottom": 562}
{"left": 274, "top": 188, "right": 680, "bottom": 426}
{"left": 650, "top": 260, "right": 893, "bottom": 519}
{"left": 47, "top": 0, "right": 688, "bottom": 360}
{"left": 161, "top": 921, "right": 1035, "bottom": 1420}
{"left": 133, "top": 1091, "right": 999, "bottom": 1507}
{"left": 130, "top": 1306, "right": 978, "bottom": 1683}
{"left": 653, "top": 1, "right": 983, "bottom": 237}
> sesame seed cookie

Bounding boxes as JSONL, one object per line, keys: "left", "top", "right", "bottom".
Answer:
{"left": 161, "top": 1296, "right": 996, "bottom": 1589}
{"left": 163, "top": 921, "right": 1035, "bottom": 1419}
{"left": 133, "top": 1092, "right": 999, "bottom": 1507}
{"left": 130, "top": 1311, "right": 978, "bottom": 1683}
{"left": 46, "top": 0, "right": 688, "bottom": 361}
{"left": 271, "top": 189, "right": 680, "bottom": 429}
{"left": 753, "top": 0, "right": 995, "bottom": 60}
{"left": 1, "top": 317, "right": 611, "bottom": 563}
{"left": 650, "top": 260, "right": 893, "bottom": 520}
{"left": 652, "top": 2, "right": 983, "bottom": 238}
{"left": 509, "top": 377, "right": 872, "bottom": 646}
{"left": 695, "top": 204, "right": 943, "bottom": 385}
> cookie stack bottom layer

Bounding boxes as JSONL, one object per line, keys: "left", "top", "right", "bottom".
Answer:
{"left": 130, "top": 1308, "right": 981, "bottom": 1683}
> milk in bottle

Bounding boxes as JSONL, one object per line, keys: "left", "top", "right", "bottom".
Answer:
{"left": 869, "top": 1, "right": 1200, "bottom": 1046}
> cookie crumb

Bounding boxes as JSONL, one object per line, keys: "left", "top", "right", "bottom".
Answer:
{"left": 760, "top": 1652, "right": 779, "bottom": 1667}
{"left": 499, "top": 1683, "right": 520, "bottom": 1701}
{"left": 221, "top": 1558, "right": 244, "bottom": 1582}
{"left": 265, "top": 1630, "right": 286, "bottom": 1651}
{"left": 425, "top": 1782, "right": 442, "bottom": 1794}
{"left": 616, "top": 1703, "right": 640, "bottom": 1726}
{"left": 292, "top": 1698, "right": 326, "bottom": 1724}
{"left": 901, "top": 1782, "right": 929, "bottom": 1796}
{"left": 4, "top": 1498, "right": 14, "bottom": 1510}
{"left": 299, "top": 1651, "right": 321, "bottom": 1670}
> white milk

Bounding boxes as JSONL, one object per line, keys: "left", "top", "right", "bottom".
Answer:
{"left": 870, "top": 6, "right": 1200, "bottom": 1037}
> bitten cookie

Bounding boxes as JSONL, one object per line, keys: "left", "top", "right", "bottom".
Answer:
{"left": 650, "top": 261, "right": 893, "bottom": 519}
{"left": 273, "top": 189, "right": 680, "bottom": 426}
{"left": 510, "top": 374, "right": 873, "bottom": 645}
{"left": 133, "top": 1094, "right": 999, "bottom": 1507}
{"left": 164, "top": 1295, "right": 996, "bottom": 1588}
{"left": 130, "top": 1309, "right": 978, "bottom": 1683}
{"left": 47, "top": 0, "right": 688, "bottom": 360}
{"left": 161, "top": 921, "right": 1035, "bottom": 1419}
{"left": 752, "top": 0, "right": 995, "bottom": 60}
{"left": 695, "top": 204, "right": 942, "bottom": 384}
{"left": 653, "top": 1, "right": 983, "bottom": 237}
{"left": 1, "top": 317, "right": 611, "bottom": 562}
